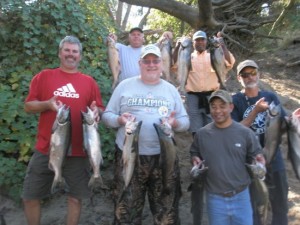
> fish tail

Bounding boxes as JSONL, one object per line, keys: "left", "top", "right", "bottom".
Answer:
{"left": 0, "top": 214, "right": 7, "bottom": 225}
{"left": 51, "top": 177, "right": 66, "bottom": 194}
{"left": 88, "top": 175, "right": 107, "bottom": 191}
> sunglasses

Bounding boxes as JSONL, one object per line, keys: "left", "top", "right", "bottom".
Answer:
{"left": 240, "top": 70, "right": 258, "bottom": 78}
{"left": 141, "top": 59, "right": 161, "bottom": 65}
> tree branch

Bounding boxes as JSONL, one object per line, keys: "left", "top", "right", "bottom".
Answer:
{"left": 268, "top": 0, "right": 295, "bottom": 35}
{"left": 119, "top": 0, "right": 207, "bottom": 28}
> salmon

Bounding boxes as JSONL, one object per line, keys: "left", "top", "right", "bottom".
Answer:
{"left": 49, "top": 105, "right": 71, "bottom": 194}
{"left": 158, "top": 37, "right": 173, "bottom": 82}
{"left": 82, "top": 106, "right": 107, "bottom": 191}
{"left": 153, "top": 119, "right": 177, "bottom": 194}
{"left": 122, "top": 118, "right": 142, "bottom": 188}
{"left": 153, "top": 118, "right": 181, "bottom": 225}
{"left": 209, "top": 36, "right": 228, "bottom": 89}
{"left": 263, "top": 101, "right": 282, "bottom": 164}
{"left": 247, "top": 160, "right": 269, "bottom": 225}
{"left": 285, "top": 110, "right": 300, "bottom": 179}
{"left": 175, "top": 37, "right": 192, "bottom": 94}
{"left": 107, "top": 37, "right": 121, "bottom": 90}
{"left": 188, "top": 161, "right": 208, "bottom": 225}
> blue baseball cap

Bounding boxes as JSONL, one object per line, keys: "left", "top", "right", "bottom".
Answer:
{"left": 193, "top": 30, "right": 207, "bottom": 40}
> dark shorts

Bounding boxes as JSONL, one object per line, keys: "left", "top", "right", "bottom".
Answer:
{"left": 21, "top": 150, "right": 91, "bottom": 200}
{"left": 186, "top": 92, "right": 212, "bottom": 133}
{"left": 112, "top": 146, "right": 181, "bottom": 225}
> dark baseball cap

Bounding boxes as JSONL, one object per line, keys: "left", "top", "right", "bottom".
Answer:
{"left": 129, "top": 27, "right": 143, "bottom": 33}
{"left": 209, "top": 90, "right": 233, "bottom": 103}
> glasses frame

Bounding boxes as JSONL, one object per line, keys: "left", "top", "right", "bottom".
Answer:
{"left": 141, "top": 59, "right": 161, "bottom": 65}
{"left": 239, "top": 69, "right": 258, "bottom": 78}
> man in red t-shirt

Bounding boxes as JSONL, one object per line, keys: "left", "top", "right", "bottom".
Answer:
{"left": 22, "top": 36, "right": 105, "bottom": 225}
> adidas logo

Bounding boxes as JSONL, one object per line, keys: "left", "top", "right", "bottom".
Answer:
{"left": 53, "top": 83, "right": 79, "bottom": 98}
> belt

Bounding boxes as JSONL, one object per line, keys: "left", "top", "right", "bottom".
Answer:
{"left": 219, "top": 185, "right": 248, "bottom": 198}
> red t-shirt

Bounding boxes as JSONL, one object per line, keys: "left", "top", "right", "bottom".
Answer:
{"left": 25, "top": 68, "right": 105, "bottom": 156}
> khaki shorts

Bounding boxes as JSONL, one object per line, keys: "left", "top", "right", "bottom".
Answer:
{"left": 21, "top": 150, "right": 91, "bottom": 200}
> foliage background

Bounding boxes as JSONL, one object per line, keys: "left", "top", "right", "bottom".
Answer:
{"left": 0, "top": 0, "right": 116, "bottom": 200}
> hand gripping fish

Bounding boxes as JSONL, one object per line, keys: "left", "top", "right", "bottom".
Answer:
{"left": 49, "top": 105, "right": 71, "bottom": 194}
{"left": 82, "top": 106, "right": 107, "bottom": 191}
{"left": 263, "top": 102, "right": 282, "bottom": 165}
{"left": 107, "top": 36, "right": 121, "bottom": 90}
{"left": 122, "top": 118, "right": 142, "bottom": 188}
{"left": 285, "top": 109, "right": 300, "bottom": 179}
{"left": 246, "top": 160, "right": 269, "bottom": 225}
{"left": 245, "top": 161, "right": 266, "bottom": 180}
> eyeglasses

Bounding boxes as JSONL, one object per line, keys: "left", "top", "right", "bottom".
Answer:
{"left": 141, "top": 59, "right": 161, "bottom": 65}
{"left": 240, "top": 70, "right": 258, "bottom": 78}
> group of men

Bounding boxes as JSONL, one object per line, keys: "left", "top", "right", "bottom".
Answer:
{"left": 22, "top": 27, "right": 290, "bottom": 225}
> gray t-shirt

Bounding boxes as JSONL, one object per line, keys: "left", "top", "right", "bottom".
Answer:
{"left": 102, "top": 76, "right": 190, "bottom": 155}
{"left": 190, "top": 121, "right": 262, "bottom": 194}
{"left": 116, "top": 43, "right": 142, "bottom": 81}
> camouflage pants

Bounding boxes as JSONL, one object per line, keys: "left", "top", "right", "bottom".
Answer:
{"left": 112, "top": 147, "right": 182, "bottom": 225}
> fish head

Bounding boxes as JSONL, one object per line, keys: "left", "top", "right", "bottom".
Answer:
{"left": 180, "top": 36, "right": 192, "bottom": 48}
{"left": 107, "top": 36, "right": 116, "bottom": 46}
{"left": 245, "top": 161, "right": 266, "bottom": 179}
{"left": 125, "top": 117, "right": 142, "bottom": 135}
{"left": 286, "top": 112, "right": 300, "bottom": 133}
{"left": 208, "top": 36, "right": 220, "bottom": 48}
{"left": 158, "top": 117, "right": 174, "bottom": 138}
{"left": 190, "top": 161, "right": 208, "bottom": 180}
{"left": 267, "top": 101, "right": 280, "bottom": 117}
{"left": 81, "top": 106, "right": 95, "bottom": 125}
{"left": 56, "top": 105, "right": 70, "bottom": 124}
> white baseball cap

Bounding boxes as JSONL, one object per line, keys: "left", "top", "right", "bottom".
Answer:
{"left": 140, "top": 44, "right": 161, "bottom": 58}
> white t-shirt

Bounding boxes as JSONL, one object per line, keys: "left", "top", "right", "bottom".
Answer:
{"left": 116, "top": 43, "right": 142, "bottom": 81}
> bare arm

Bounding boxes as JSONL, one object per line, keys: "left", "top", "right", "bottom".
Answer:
{"left": 255, "top": 153, "right": 266, "bottom": 166}
{"left": 24, "top": 96, "right": 62, "bottom": 114}
{"left": 191, "top": 156, "right": 202, "bottom": 166}
{"left": 240, "top": 97, "right": 269, "bottom": 127}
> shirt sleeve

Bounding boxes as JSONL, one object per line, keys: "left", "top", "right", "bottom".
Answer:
{"left": 247, "top": 129, "right": 263, "bottom": 159}
{"left": 25, "top": 73, "right": 41, "bottom": 102}
{"left": 101, "top": 85, "right": 123, "bottom": 128}
{"left": 190, "top": 132, "right": 202, "bottom": 158}
{"left": 173, "top": 89, "right": 190, "bottom": 132}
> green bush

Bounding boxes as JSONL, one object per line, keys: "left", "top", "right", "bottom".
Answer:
{"left": 0, "top": 156, "right": 26, "bottom": 202}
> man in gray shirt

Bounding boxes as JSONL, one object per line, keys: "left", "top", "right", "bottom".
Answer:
{"left": 102, "top": 44, "right": 189, "bottom": 224}
{"left": 190, "top": 90, "right": 265, "bottom": 225}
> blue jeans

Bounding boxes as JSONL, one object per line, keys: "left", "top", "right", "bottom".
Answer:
{"left": 206, "top": 187, "right": 253, "bottom": 225}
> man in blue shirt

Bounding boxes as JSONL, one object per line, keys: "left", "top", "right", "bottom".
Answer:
{"left": 231, "top": 59, "right": 288, "bottom": 225}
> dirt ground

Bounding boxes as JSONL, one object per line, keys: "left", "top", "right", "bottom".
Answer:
{"left": 1, "top": 41, "right": 300, "bottom": 225}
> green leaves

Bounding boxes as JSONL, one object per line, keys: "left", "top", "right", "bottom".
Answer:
{"left": 0, "top": 157, "right": 26, "bottom": 202}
